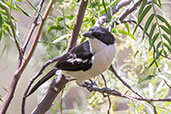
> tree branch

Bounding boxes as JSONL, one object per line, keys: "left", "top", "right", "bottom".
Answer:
{"left": 82, "top": 83, "right": 171, "bottom": 102}
{"left": 101, "top": 74, "right": 111, "bottom": 114}
{"left": 67, "top": 0, "right": 88, "bottom": 51}
{"left": 110, "top": 65, "right": 143, "bottom": 98}
{"left": 22, "top": 0, "right": 45, "bottom": 53}
{"left": 95, "top": 0, "right": 132, "bottom": 27}
{"left": 118, "top": 0, "right": 143, "bottom": 22}
{"left": 31, "top": 75, "right": 69, "bottom": 114}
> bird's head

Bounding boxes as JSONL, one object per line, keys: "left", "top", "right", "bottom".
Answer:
{"left": 83, "top": 26, "right": 115, "bottom": 52}
{"left": 83, "top": 26, "right": 115, "bottom": 46}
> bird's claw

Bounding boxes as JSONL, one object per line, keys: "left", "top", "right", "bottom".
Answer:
{"left": 79, "top": 79, "right": 97, "bottom": 92}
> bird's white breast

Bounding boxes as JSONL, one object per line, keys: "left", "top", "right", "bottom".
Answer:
{"left": 62, "top": 39, "right": 115, "bottom": 83}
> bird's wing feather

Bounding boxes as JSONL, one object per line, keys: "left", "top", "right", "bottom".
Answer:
{"left": 55, "top": 40, "right": 93, "bottom": 71}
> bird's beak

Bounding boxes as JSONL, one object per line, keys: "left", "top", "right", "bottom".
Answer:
{"left": 82, "top": 31, "right": 94, "bottom": 38}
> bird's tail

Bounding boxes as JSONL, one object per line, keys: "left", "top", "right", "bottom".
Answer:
{"left": 27, "top": 69, "right": 57, "bottom": 97}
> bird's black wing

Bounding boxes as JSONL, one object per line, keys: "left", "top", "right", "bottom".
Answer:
{"left": 55, "top": 40, "right": 93, "bottom": 71}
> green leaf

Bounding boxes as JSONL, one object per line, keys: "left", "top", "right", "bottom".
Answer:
{"left": 157, "top": 0, "right": 162, "bottom": 7}
{"left": 134, "top": 50, "right": 139, "bottom": 57}
{"left": 151, "top": 32, "right": 159, "bottom": 45}
{"left": 100, "top": 0, "right": 119, "bottom": 15}
{"left": 3, "top": 24, "right": 12, "bottom": 37}
{"left": 160, "top": 25, "right": 171, "bottom": 35}
{"left": 163, "top": 50, "right": 168, "bottom": 57}
{"left": 52, "top": 34, "right": 70, "bottom": 43}
{"left": 56, "top": 25, "right": 64, "bottom": 30}
{"left": 156, "top": 49, "right": 162, "bottom": 58}
{"left": 66, "top": 15, "right": 73, "bottom": 20}
{"left": 56, "top": 17, "right": 64, "bottom": 22}
{"left": 157, "top": 15, "right": 171, "bottom": 30}
{"left": 153, "top": 0, "right": 161, "bottom": 8}
{"left": 118, "top": 29, "right": 136, "bottom": 40}
{"left": 142, "top": 14, "right": 155, "bottom": 39}
{"left": 0, "top": 45, "right": 7, "bottom": 57}
{"left": 0, "top": 1, "right": 8, "bottom": 9}
{"left": 163, "top": 43, "right": 171, "bottom": 52}
{"left": 0, "top": 13, "right": 3, "bottom": 28}
{"left": 124, "top": 23, "right": 130, "bottom": 33}
{"left": 162, "top": 34, "right": 171, "bottom": 46}
{"left": 46, "top": 25, "right": 64, "bottom": 34}
{"left": 148, "top": 59, "right": 156, "bottom": 68}
{"left": 148, "top": 50, "right": 162, "bottom": 68}
{"left": 47, "top": 25, "right": 57, "bottom": 34}
{"left": 5, "top": 1, "right": 17, "bottom": 10}
{"left": 102, "top": 0, "right": 110, "bottom": 18}
{"left": 149, "top": 23, "right": 157, "bottom": 47}
{"left": 156, "top": 41, "right": 162, "bottom": 50}
{"left": 16, "top": 4, "right": 31, "bottom": 17}
{"left": 17, "top": 0, "right": 23, "bottom": 1}
{"left": 139, "top": 75, "right": 155, "bottom": 83}
{"left": 133, "top": 5, "right": 152, "bottom": 34}
{"left": 138, "top": 0, "right": 147, "bottom": 16}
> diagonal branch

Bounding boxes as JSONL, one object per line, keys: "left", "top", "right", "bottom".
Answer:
{"left": 110, "top": 65, "right": 143, "bottom": 98}
{"left": 118, "top": 0, "right": 143, "bottom": 22}
{"left": 82, "top": 83, "right": 171, "bottom": 102}
{"left": 22, "top": 0, "right": 45, "bottom": 53}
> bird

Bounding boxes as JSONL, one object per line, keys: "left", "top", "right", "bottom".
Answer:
{"left": 27, "top": 26, "right": 115, "bottom": 96}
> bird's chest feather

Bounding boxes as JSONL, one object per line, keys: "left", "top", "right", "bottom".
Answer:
{"left": 91, "top": 44, "right": 115, "bottom": 75}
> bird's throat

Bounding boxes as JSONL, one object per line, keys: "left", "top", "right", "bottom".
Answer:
{"left": 89, "top": 38, "right": 107, "bottom": 53}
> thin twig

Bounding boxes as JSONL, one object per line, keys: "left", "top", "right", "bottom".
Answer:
{"left": 82, "top": 83, "right": 171, "bottom": 102}
{"left": 101, "top": 74, "right": 111, "bottom": 114}
{"left": 26, "top": 0, "right": 43, "bottom": 19}
{"left": 110, "top": 65, "right": 143, "bottom": 98}
{"left": 60, "top": 89, "right": 64, "bottom": 114}
{"left": 164, "top": 80, "right": 171, "bottom": 89}
{"left": 22, "top": 0, "right": 45, "bottom": 53}
{"left": 118, "top": 0, "right": 143, "bottom": 22}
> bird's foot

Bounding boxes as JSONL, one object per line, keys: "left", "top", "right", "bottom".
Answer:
{"left": 78, "top": 79, "right": 97, "bottom": 92}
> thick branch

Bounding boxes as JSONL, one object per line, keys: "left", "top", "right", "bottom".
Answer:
{"left": 31, "top": 75, "right": 69, "bottom": 114}
{"left": 67, "top": 0, "right": 88, "bottom": 51}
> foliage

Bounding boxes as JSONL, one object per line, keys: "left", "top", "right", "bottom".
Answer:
{"left": 0, "top": 0, "right": 170, "bottom": 113}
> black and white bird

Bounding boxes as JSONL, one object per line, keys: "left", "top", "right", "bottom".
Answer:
{"left": 27, "top": 26, "right": 115, "bottom": 96}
